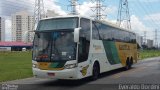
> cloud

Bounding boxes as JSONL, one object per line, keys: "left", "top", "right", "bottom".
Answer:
{"left": 144, "top": 13, "right": 160, "bottom": 25}
{"left": 131, "top": 15, "right": 148, "bottom": 32}
{"left": 0, "top": 0, "right": 34, "bottom": 16}
{"left": 26, "top": 0, "right": 67, "bottom": 15}
{"left": 76, "top": 2, "right": 95, "bottom": 17}
{"left": 0, "top": 0, "right": 66, "bottom": 16}
{"left": 130, "top": 15, "right": 154, "bottom": 40}
{"left": 76, "top": 1, "right": 117, "bottom": 19}
{"left": 43, "top": 0, "right": 67, "bottom": 15}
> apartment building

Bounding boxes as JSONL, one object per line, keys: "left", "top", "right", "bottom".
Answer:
{"left": 0, "top": 17, "right": 5, "bottom": 41}
{"left": 12, "top": 11, "right": 34, "bottom": 42}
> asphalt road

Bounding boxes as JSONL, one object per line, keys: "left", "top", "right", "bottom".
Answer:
{"left": 1, "top": 57, "right": 160, "bottom": 90}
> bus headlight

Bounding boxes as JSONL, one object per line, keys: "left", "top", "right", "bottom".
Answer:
{"left": 32, "top": 64, "right": 37, "bottom": 68}
{"left": 64, "top": 63, "right": 77, "bottom": 69}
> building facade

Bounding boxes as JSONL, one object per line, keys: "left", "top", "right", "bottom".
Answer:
{"left": 12, "top": 11, "right": 34, "bottom": 42}
{"left": 0, "top": 17, "right": 5, "bottom": 41}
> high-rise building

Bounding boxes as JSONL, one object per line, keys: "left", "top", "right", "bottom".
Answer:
{"left": 11, "top": 11, "right": 34, "bottom": 42}
{"left": 0, "top": 17, "right": 5, "bottom": 41}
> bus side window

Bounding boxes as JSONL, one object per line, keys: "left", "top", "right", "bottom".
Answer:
{"left": 92, "top": 21, "right": 100, "bottom": 40}
{"left": 78, "top": 18, "right": 90, "bottom": 63}
{"left": 130, "top": 33, "right": 136, "bottom": 43}
{"left": 78, "top": 38, "right": 90, "bottom": 62}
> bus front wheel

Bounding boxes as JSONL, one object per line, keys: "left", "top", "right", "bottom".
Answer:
{"left": 91, "top": 62, "right": 100, "bottom": 80}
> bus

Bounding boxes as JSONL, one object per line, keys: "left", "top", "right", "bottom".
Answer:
{"left": 32, "top": 15, "right": 138, "bottom": 80}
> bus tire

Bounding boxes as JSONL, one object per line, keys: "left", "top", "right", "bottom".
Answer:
{"left": 91, "top": 62, "right": 100, "bottom": 81}
{"left": 125, "top": 58, "right": 131, "bottom": 70}
{"left": 129, "top": 57, "right": 133, "bottom": 68}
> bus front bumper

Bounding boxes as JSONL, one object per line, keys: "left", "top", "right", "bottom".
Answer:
{"left": 32, "top": 68, "right": 79, "bottom": 80}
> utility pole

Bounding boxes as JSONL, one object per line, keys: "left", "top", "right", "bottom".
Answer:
{"left": 91, "top": 0, "right": 106, "bottom": 20}
{"left": 117, "top": 0, "right": 131, "bottom": 30}
{"left": 33, "top": 0, "right": 45, "bottom": 30}
{"left": 69, "top": 0, "right": 78, "bottom": 15}
{"left": 155, "top": 29, "right": 158, "bottom": 48}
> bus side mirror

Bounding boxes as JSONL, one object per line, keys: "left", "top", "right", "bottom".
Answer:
{"left": 74, "top": 28, "right": 81, "bottom": 43}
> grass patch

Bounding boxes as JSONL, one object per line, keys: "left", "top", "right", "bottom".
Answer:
{"left": 0, "top": 51, "right": 32, "bottom": 82}
{"left": 139, "top": 50, "right": 160, "bottom": 60}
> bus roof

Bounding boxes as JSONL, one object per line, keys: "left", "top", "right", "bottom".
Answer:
{"left": 41, "top": 15, "right": 136, "bottom": 34}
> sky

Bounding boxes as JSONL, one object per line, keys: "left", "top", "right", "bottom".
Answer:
{"left": 0, "top": 0, "right": 160, "bottom": 44}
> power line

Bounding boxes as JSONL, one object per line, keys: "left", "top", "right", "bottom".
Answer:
{"left": 129, "top": 3, "right": 156, "bottom": 31}
{"left": 131, "top": 1, "right": 160, "bottom": 37}
{"left": 136, "top": 0, "right": 160, "bottom": 29}
{"left": 141, "top": 0, "right": 160, "bottom": 25}
{"left": 1, "top": 0, "right": 69, "bottom": 11}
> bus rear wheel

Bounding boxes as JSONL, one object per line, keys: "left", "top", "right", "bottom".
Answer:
{"left": 130, "top": 57, "right": 133, "bottom": 67}
{"left": 91, "top": 62, "right": 100, "bottom": 80}
{"left": 125, "top": 58, "right": 131, "bottom": 70}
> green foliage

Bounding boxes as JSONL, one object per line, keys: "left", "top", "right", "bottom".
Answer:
{"left": 139, "top": 50, "right": 160, "bottom": 60}
{"left": 0, "top": 51, "right": 32, "bottom": 82}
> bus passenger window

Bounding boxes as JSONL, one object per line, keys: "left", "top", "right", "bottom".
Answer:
{"left": 78, "top": 18, "right": 90, "bottom": 63}
{"left": 78, "top": 38, "right": 90, "bottom": 62}
{"left": 92, "top": 21, "right": 100, "bottom": 40}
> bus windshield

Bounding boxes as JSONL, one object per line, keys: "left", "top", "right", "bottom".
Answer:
{"left": 33, "top": 17, "right": 78, "bottom": 62}
{"left": 33, "top": 30, "right": 77, "bottom": 62}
